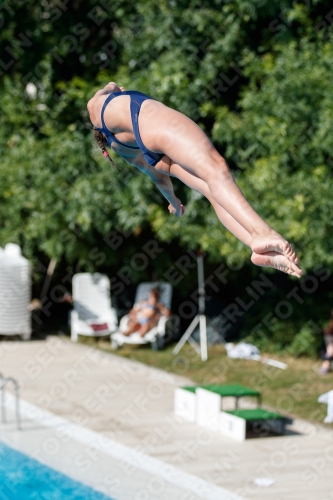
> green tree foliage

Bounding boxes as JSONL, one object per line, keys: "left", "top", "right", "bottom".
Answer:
{"left": 1, "top": 0, "right": 332, "bottom": 267}
{"left": 0, "top": 1, "right": 333, "bottom": 346}
{"left": 213, "top": 34, "right": 333, "bottom": 269}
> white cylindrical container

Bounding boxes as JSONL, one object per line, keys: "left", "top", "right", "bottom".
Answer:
{"left": 0, "top": 243, "right": 31, "bottom": 339}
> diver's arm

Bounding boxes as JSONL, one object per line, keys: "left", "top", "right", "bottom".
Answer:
{"left": 153, "top": 176, "right": 183, "bottom": 214}
{"left": 116, "top": 152, "right": 184, "bottom": 217}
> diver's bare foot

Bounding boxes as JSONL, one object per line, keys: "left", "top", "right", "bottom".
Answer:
{"left": 251, "top": 251, "right": 302, "bottom": 278}
{"left": 251, "top": 231, "right": 298, "bottom": 265}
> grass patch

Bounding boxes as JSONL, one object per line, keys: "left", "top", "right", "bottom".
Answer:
{"left": 78, "top": 337, "right": 333, "bottom": 425}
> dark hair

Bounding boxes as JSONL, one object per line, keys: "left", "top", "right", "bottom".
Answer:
{"left": 150, "top": 286, "right": 161, "bottom": 298}
{"left": 92, "top": 128, "right": 119, "bottom": 170}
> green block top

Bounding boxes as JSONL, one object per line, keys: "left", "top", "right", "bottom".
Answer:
{"left": 180, "top": 384, "right": 260, "bottom": 397}
{"left": 226, "top": 408, "right": 284, "bottom": 421}
{"left": 181, "top": 386, "right": 196, "bottom": 393}
{"left": 199, "top": 384, "right": 260, "bottom": 397}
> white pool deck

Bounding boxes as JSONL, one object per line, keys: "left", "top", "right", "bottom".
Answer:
{"left": 0, "top": 336, "right": 332, "bottom": 500}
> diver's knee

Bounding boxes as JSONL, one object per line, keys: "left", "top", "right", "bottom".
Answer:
{"left": 206, "top": 162, "right": 234, "bottom": 194}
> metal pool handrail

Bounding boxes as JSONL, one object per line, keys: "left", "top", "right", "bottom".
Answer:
{"left": 0, "top": 377, "right": 21, "bottom": 430}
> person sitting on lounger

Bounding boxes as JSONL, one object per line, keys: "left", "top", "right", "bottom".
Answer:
{"left": 123, "top": 287, "right": 170, "bottom": 337}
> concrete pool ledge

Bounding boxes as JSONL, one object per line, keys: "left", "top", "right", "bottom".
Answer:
{"left": 3, "top": 396, "right": 246, "bottom": 500}
{"left": 1, "top": 336, "right": 333, "bottom": 500}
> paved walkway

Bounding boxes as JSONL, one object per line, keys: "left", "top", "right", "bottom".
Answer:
{"left": 0, "top": 336, "right": 332, "bottom": 500}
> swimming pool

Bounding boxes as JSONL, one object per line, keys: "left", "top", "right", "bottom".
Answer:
{"left": 0, "top": 442, "right": 114, "bottom": 500}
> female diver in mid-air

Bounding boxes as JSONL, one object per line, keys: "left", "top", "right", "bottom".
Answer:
{"left": 87, "top": 82, "right": 303, "bottom": 278}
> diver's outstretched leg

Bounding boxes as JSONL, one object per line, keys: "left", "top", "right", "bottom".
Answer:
{"left": 166, "top": 161, "right": 302, "bottom": 277}
{"left": 140, "top": 101, "right": 299, "bottom": 269}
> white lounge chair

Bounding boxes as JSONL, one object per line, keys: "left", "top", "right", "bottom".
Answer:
{"left": 111, "top": 282, "right": 179, "bottom": 350}
{"left": 70, "top": 273, "right": 118, "bottom": 342}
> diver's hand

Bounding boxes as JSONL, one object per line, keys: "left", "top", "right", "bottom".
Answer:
{"left": 168, "top": 199, "right": 185, "bottom": 217}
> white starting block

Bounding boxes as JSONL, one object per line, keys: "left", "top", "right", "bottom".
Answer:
{"left": 196, "top": 387, "right": 221, "bottom": 431}
{"left": 174, "top": 385, "right": 287, "bottom": 440}
{"left": 174, "top": 387, "right": 197, "bottom": 422}
{"left": 218, "top": 409, "right": 285, "bottom": 441}
{"left": 218, "top": 411, "right": 246, "bottom": 441}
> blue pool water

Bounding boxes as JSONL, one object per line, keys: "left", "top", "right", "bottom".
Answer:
{"left": 0, "top": 442, "right": 115, "bottom": 500}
